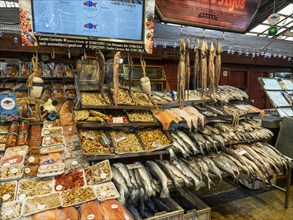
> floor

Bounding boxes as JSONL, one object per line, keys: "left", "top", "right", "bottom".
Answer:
{"left": 209, "top": 185, "right": 293, "bottom": 220}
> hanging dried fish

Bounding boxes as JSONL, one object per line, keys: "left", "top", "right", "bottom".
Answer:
{"left": 208, "top": 42, "right": 216, "bottom": 99}
{"left": 96, "top": 50, "right": 109, "bottom": 103}
{"left": 177, "top": 39, "right": 186, "bottom": 108}
{"left": 201, "top": 41, "right": 208, "bottom": 96}
{"left": 185, "top": 39, "right": 191, "bottom": 100}
{"left": 113, "top": 52, "right": 121, "bottom": 106}
{"left": 194, "top": 39, "right": 200, "bottom": 91}
{"left": 215, "top": 43, "right": 222, "bottom": 90}
{"left": 128, "top": 56, "right": 133, "bottom": 92}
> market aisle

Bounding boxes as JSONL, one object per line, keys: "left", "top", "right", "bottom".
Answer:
{"left": 211, "top": 185, "right": 293, "bottom": 220}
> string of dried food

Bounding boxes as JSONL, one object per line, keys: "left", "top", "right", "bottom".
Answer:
{"left": 178, "top": 39, "right": 186, "bottom": 108}
{"left": 185, "top": 39, "right": 191, "bottom": 99}
{"left": 194, "top": 39, "right": 200, "bottom": 90}
{"left": 208, "top": 42, "right": 216, "bottom": 99}
{"left": 113, "top": 52, "right": 121, "bottom": 106}
{"left": 215, "top": 42, "right": 222, "bottom": 90}
{"left": 201, "top": 41, "right": 208, "bottom": 96}
{"left": 96, "top": 50, "right": 108, "bottom": 103}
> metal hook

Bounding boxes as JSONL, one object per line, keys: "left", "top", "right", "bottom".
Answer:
{"left": 51, "top": 49, "right": 55, "bottom": 59}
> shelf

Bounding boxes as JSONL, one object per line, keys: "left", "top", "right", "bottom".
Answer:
{"left": 77, "top": 121, "right": 160, "bottom": 129}
{"left": 0, "top": 76, "right": 75, "bottom": 81}
{"left": 86, "top": 149, "right": 168, "bottom": 161}
{"left": 158, "top": 99, "right": 212, "bottom": 109}
{"left": 79, "top": 105, "right": 155, "bottom": 110}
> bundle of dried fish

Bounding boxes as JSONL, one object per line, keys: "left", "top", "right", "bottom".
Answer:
{"left": 185, "top": 39, "right": 191, "bottom": 99}
{"left": 215, "top": 43, "right": 222, "bottom": 90}
{"left": 208, "top": 42, "right": 216, "bottom": 100}
{"left": 113, "top": 52, "right": 121, "bottom": 106}
{"left": 194, "top": 39, "right": 200, "bottom": 90}
{"left": 177, "top": 39, "right": 186, "bottom": 108}
{"left": 74, "top": 110, "right": 109, "bottom": 123}
{"left": 201, "top": 41, "right": 208, "bottom": 96}
{"left": 131, "top": 91, "right": 153, "bottom": 106}
{"left": 215, "top": 86, "right": 249, "bottom": 102}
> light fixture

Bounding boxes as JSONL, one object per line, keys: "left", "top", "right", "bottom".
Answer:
{"left": 245, "top": 50, "right": 249, "bottom": 56}
{"left": 227, "top": 47, "right": 231, "bottom": 54}
{"left": 231, "top": 49, "right": 235, "bottom": 55}
{"left": 256, "top": 52, "right": 260, "bottom": 57}
{"left": 283, "top": 55, "right": 287, "bottom": 59}
{"left": 278, "top": 54, "right": 282, "bottom": 58}
{"left": 163, "top": 42, "right": 167, "bottom": 48}
{"left": 273, "top": 53, "right": 278, "bottom": 57}
{"left": 153, "top": 41, "right": 157, "bottom": 48}
{"left": 173, "top": 42, "right": 177, "bottom": 49}
{"left": 260, "top": 51, "right": 265, "bottom": 56}
{"left": 288, "top": 57, "right": 292, "bottom": 61}
{"left": 252, "top": 52, "right": 256, "bottom": 58}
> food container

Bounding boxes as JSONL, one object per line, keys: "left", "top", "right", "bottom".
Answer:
{"left": 109, "top": 88, "right": 135, "bottom": 105}
{"left": 0, "top": 181, "right": 17, "bottom": 204}
{"left": 8, "top": 122, "right": 19, "bottom": 134}
{"left": 126, "top": 110, "right": 157, "bottom": 122}
{"left": 85, "top": 160, "right": 112, "bottom": 185}
{"left": 22, "top": 192, "right": 61, "bottom": 216}
{"left": 43, "top": 120, "right": 62, "bottom": 128}
{"left": 39, "top": 153, "right": 63, "bottom": 165}
{"left": 79, "top": 129, "right": 113, "bottom": 156}
{"left": 0, "top": 200, "right": 23, "bottom": 220}
{"left": 17, "top": 178, "right": 53, "bottom": 200}
{"left": 19, "top": 121, "right": 29, "bottom": 133}
{"left": 64, "top": 134, "right": 81, "bottom": 152}
{"left": 0, "top": 166, "right": 24, "bottom": 181}
{"left": 62, "top": 125, "right": 77, "bottom": 135}
{"left": 24, "top": 155, "right": 40, "bottom": 166}
{"left": 93, "top": 182, "right": 119, "bottom": 201}
{"left": 17, "top": 131, "right": 28, "bottom": 146}
{"left": 5, "top": 133, "right": 17, "bottom": 148}
{"left": 131, "top": 91, "right": 154, "bottom": 107}
{"left": 80, "top": 91, "right": 112, "bottom": 107}
{"left": 28, "top": 125, "right": 42, "bottom": 148}
{"left": 74, "top": 109, "right": 109, "bottom": 123}
{"left": 64, "top": 157, "right": 89, "bottom": 173}
{"left": 0, "top": 155, "right": 24, "bottom": 167}
{"left": 42, "top": 127, "right": 63, "bottom": 136}
{"left": 138, "top": 128, "right": 173, "bottom": 152}
{"left": 5, "top": 146, "right": 28, "bottom": 157}
{"left": 40, "top": 145, "right": 64, "bottom": 154}
{"left": 42, "top": 135, "right": 65, "bottom": 147}
{"left": 104, "top": 109, "right": 129, "bottom": 123}
{"left": 37, "top": 163, "right": 65, "bottom": 177}
{"left": 172, "top": 189, "right": 211, "bottom": 220}
{"left": 0, "top": 125, "right": 9, "bottom": 134}
{"left": 61, "top": 186, "right": 95, "bottom": 207}
{"left": 54, "top": 169, "right": 86, "bottom": 192}
{"left": 0, "top": 134, "right": 7, "bottom": 143}
{"left": 109, "top": 130, "right": 145, "bottom": 154}
{"left": 24, "top": 165, "right": 39, "bottom": 177}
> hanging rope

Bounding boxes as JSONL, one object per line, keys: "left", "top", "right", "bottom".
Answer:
{"left": 26, "top": 55, "right": 38, "bottom": 89}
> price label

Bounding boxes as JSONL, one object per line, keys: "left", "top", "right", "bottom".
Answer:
{"left": 45, "top": 137, "right": 51, "bottom": 141}
{"left": 10, "top": 168, "right": 18, "bottom": 174}
{"left": 114, "top": 136, "right": 126, "bottom": 142}
{"left": 19, "top": 150, "right": 25, "bottom": 155}
{"left": 152, "top": 141, "right": 163, "bottom": 148}
{"left": 71, "top": 161, "right": 78, "bottom": 165}
{"left": 9, "top": 159, "right": 17, "bottom": 164}
{"left": 69, "top": 127, "right": 72, "bottom": 131}
{"left": 25, "top": 168, "right": 31, "bottom": 174}
{"left": 111, "top": 204, "right": 118, "bottom": 209}
{"left": 3, "top": 163, "right": 10, "bottom": 167}
{"left": 100, "top": 173, "right": 107, "bottom": 179}
{"left": 56, "top": 185, "right": 63, "bottom": 191}
{"left": 112, "top": 117, "right": 124, "bottom": 123}
{"left": 38, "top": 204, "right": 46, "bottom": 210}
{"left": 28, "top": 156, "right": 35, "bottom": 163}
{"left": 5, "top": 210, "right": 13, "bottom": 216}
{"left": 19, "top": 194, "right": 26, "bottom": 200}
{"left": 87, "top": 214, "right": 95, "bottom": 220}
{"left": 2, "top": 194, "right": 11, "bottom": 201}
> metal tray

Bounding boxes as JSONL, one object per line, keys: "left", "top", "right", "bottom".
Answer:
{"left": 125, "top": 110, "right": 157, "bottom": 123}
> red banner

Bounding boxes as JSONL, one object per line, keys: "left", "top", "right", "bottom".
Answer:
{"left": 156, "top": 0, "right": 261, "bottom": 32}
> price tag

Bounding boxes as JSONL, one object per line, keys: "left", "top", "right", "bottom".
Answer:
{"left": 3, "top": 163, "right": 10, "bottom": 167}
{"left": 87, "top": 214, "right": 95, "bottom": 220}
{"left": 2, "top": 194, "right": 11, "bottom": 201}
{"left": 28, "top": 156, "right": 35, "bottom": 163}
{"left": 5, "top": 210, "right": 13, "bottom": 216}
{"left": 112, "top": 117, "right": 124, "bottom": 123}
{"left": 19, "top": 194, "right": 26, "bottom": 200}
{"left": 84, "top": 132, "right": 94, "bottom": 140}
{"left": 45, "top": 137, "right": 51, "bottom": 141}
{"left": 127, "top": 162, "right": 143, "bottom": 170}
{"left": 111, "top": 204, "right": 118, "bottom": 209}
{"left": 10, "top": 168, "right": 18, "bottom": 174}
{"left": 56, "top": 185, "right": 63, "bottom": 191}
{"left": 38, "top": 204, "right": 46, "bottom": 210}
{"left": 9, "top": 159, "right": 17, "bottom": 164}
{"left": 114, "top": 136, "right": 126, "bottom": 142}
{"left": 100, "top": 173, "right": 107, "bottom": 179}
{"left": 19, "top": 150, "right": 25, "bottom": 155}
{"left": 235, "top": 148, "right": 247, "bottom": 156}
{"left": 25, "top": 168, "right": 31, "bottom": 174}
{"left": 71, "top": 161, "right": 78, "bottom": 166}
{"left": 69, "top": 127, "right": 72, "bottom": 131}
{"left": 152, "top": 141, "right": 163, "bottom": 148}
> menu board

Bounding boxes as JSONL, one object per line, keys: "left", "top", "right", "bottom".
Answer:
{"left": 32, "top": 0, "right": 143, "bottom": 41}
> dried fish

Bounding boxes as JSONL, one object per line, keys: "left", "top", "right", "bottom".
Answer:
{"left": 113, "top": 51, "right": 121, "bottom": 106}
{"left": 215, "top": 43, "right": 222, "bottom": 90}
{"left": 194, "top": 39, "right": 200, "bottom": 90}
{"left": 185, "top": 39, "right": 191, "bottom": 99}
{"left": 208, "top": 42, "right": 216, "bottom": 99}
{"left": 177, "top": 39, "right": 186, "bottom": 108}
{"left": 201, "top": 41, "right": 208, "bottom": 95}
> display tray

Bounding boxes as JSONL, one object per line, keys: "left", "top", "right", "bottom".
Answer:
{"left": 109, "top": 88, "right": 136, "bottom": 106}
{"left": 79, "top": 90, "right": 113, "bottom": 108}
{"left": 125, "top": 110, "right": 157, "bottom": 123}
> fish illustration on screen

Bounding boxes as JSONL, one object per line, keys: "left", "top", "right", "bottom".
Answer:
{"left": 3, "top": 100, "right": 13, "bottom": 104}
{"left": 84, "top": 23, "right": 97, "bottom": 29}
{"left": 84, "top": 1, "right": 97, "bottom": 7}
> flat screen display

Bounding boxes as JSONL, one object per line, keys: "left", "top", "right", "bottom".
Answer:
{"left": 32, "top": 0, "right": 144, "bottom": 41}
